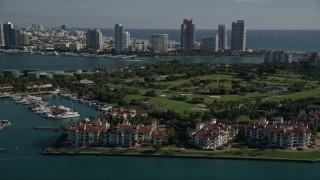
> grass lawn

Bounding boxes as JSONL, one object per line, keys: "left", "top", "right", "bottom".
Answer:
{"left": 46, "top": 147, "right": 320, "bottom": 160}
{"left": 103, "top": 70, "right": 320, "bottom": 114}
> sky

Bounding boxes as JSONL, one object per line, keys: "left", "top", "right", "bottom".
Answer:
{"left": 0, "top": 0, "right": 319, "bottom": 29}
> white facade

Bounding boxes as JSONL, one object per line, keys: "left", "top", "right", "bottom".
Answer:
{"left": 122, "top": 31, "right": 131, "bottom": 52}
{"left": 150, "top": 34, "right": 169, "bottom": 53}
{"left": 67, "top": 115, "right": 169, "bottom": 147}
{"left": 192, "top": 120, "right": 237, "bottom": 150}
{"left": 245, "top": 118, "right": 311, "bottom": 149}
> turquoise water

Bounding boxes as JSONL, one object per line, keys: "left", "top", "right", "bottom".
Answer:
{"left": 1, "top": 96, "right": 320, "bottom": 179}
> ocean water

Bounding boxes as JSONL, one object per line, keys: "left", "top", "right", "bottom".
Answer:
{"left": 70, "top": 28, "right": 320, "bottom": 52}
{"left": 1, "top": 97, "right": 320, "bottom": 180}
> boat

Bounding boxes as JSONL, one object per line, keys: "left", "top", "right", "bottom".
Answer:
{"left": 0, "top": 120, "right": 11, "bottom": 129}
{"left": 0, "top": 148, "right": 8, "bottom": 152}
{"left": 55, "top": 111, "right": 80, "bottom": 119}
{"left": 42, "top": 113, "right": 55, "bottom": 118}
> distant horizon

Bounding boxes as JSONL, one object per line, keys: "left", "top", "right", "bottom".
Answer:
{"left": 9, "top": 24, "right": 320, "bottom": 31}
{"left": 1, "top": 0, "right": 320, "bottom": 29}
{"left": 67, "top": 27, "right": 320, "bottom": 31}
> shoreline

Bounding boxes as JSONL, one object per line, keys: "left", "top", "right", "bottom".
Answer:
{"left": 42, "top": 148, "right": 320, "bottom": 163}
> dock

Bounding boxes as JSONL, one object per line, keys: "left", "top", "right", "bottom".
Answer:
{"left": 34, "top": 127, "right": 64, "bottom": 131}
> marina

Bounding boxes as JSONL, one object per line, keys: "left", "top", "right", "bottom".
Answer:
{"left": 1, "top": 96, "right": 320, "bottom": 179}
{"left": 9, "top": 94, "right": 80, "bottom": 119}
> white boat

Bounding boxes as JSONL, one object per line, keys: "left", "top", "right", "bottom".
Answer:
{"left": 42, "top": 113, "right": 55, "bottom": 118}
{"left": 0, "top": 120, "right": 11, "bottom": 129}
{"left": 55, "top": 112, "right": 80, "bottom": 119}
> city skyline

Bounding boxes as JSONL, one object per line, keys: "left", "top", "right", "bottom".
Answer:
{"left": 0, "top": 0, "right": 319, "bottom": 29}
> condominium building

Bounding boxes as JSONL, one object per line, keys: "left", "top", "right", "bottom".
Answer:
{"left": 150, "top": 34, "right": 169, "bottom": 53}
{"left": 122, "top": 31, "right": 131, "bottom": 52}
{"left": 0, "top": 24, "right": 4, "bottom": 47}
{"left": 218, "top": 24, "right": 227, "bottom": 50}
{"left": 302, "top": 52, "right": 320, "bottom": 67}
{"left": 201, "top": 33, "right": 219, "bottom": 52}
{"left": 245, "top": 117, "right": 311, "bottom": 148}
{"left": 264, "top": 51, "right": 292, "bottom": 63}
{"left": 86, "top": 28, "right": 103, "bottom": 50}
{"left": 192, "top": 119, "right": 237, "bottom": 150}
{"left": 181, "top": 19, "right": 195, "bottom": 51}
{"left": 231, "top": 20, "right": 246, "bottom": 51}
{"left": 66, "top": 112, "right": 169, "bottom": 147}
{"left": 115, "top": 24, "right": 123, "bottom": 53}
{"left": 2, "top": 22, "right": 29, "bottom": 48}
{"left": 3, "top": 22, "right": 14, "bottom": 48}
{"left": 299, "top": 110, "right": 320, "bottom": 129}
{"left": 69, "top": 42, "right": 82, "bottom": 51}
{"left": 17, "top": 30, "right": 29, "bottom": 46}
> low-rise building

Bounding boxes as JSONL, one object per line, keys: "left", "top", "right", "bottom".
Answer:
{"left": 192, "top": 119, "right": 237, "bottom": 150}
{"left": 264, "top": 51, "right": 292, "bottom": 63}
{"left": 66, "top": 113, "right": 168, "bottom": 147}
{"left": 304, "top": 52, "right": 320, "bottom": 68}
{"left": 245, "top": 117, "right": 311, "bottom": 149}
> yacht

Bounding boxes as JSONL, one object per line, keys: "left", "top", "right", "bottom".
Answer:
{"left": 0, "top": 120, "right": 11, "bottom": 129}
{"left": 55, "top": 111, "right": 80, "bottom": 119}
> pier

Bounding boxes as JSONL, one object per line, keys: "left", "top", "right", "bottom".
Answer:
{"left": 34, "top": 127, "right": 64, "bottom": 131}
{"left": 0, "top": 91, "right": 55, "bottom": 98}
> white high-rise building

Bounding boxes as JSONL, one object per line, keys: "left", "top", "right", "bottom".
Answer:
{"left": 122, "top": 31, "right": 131, "bottom": 52}
{"left": 231, "top": 20, "right": 246, "bottom": 51}
{"left": 218, "top": 24, "right": 227, "bottom": 50}
{"left": 201, "top": 33, "right": 219, "bottom": 52}
{"left": 150, "top": 34, "right": 169, "bottom": 53}
{"left": 86, "top": 28, "right": 103, "bottom": 50}
{"left": 115, "top": 24, "right": 123, "bottom": 53}
{"left": 0, "top": 24, "right": 4, "bottom": 47}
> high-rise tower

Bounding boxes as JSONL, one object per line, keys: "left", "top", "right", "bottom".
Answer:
{"left": 115, "top": 24, "right": 123, "bottom": 54}
{"left": 86, "top": 28, "right": 103, "bottom": 50}
{"left": 150, "top": 34, "right": 169, "bottom": 53}
{"left": 3, "top": 22, "right": 13, "bottom": 48}
{"left": 0, "top": 24, "right": 4, "bottom": 47}
{"left": 122, "top": 31, "right": 131, "bottom": 52}
{"left": 218, "top": 24, "right": 227, "bottom": 50}
{"left": 231, "top": 20, "right": 246, "bottom": 51}
{"left": 181, "top": 19, "right": 195, "bottom": 51}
